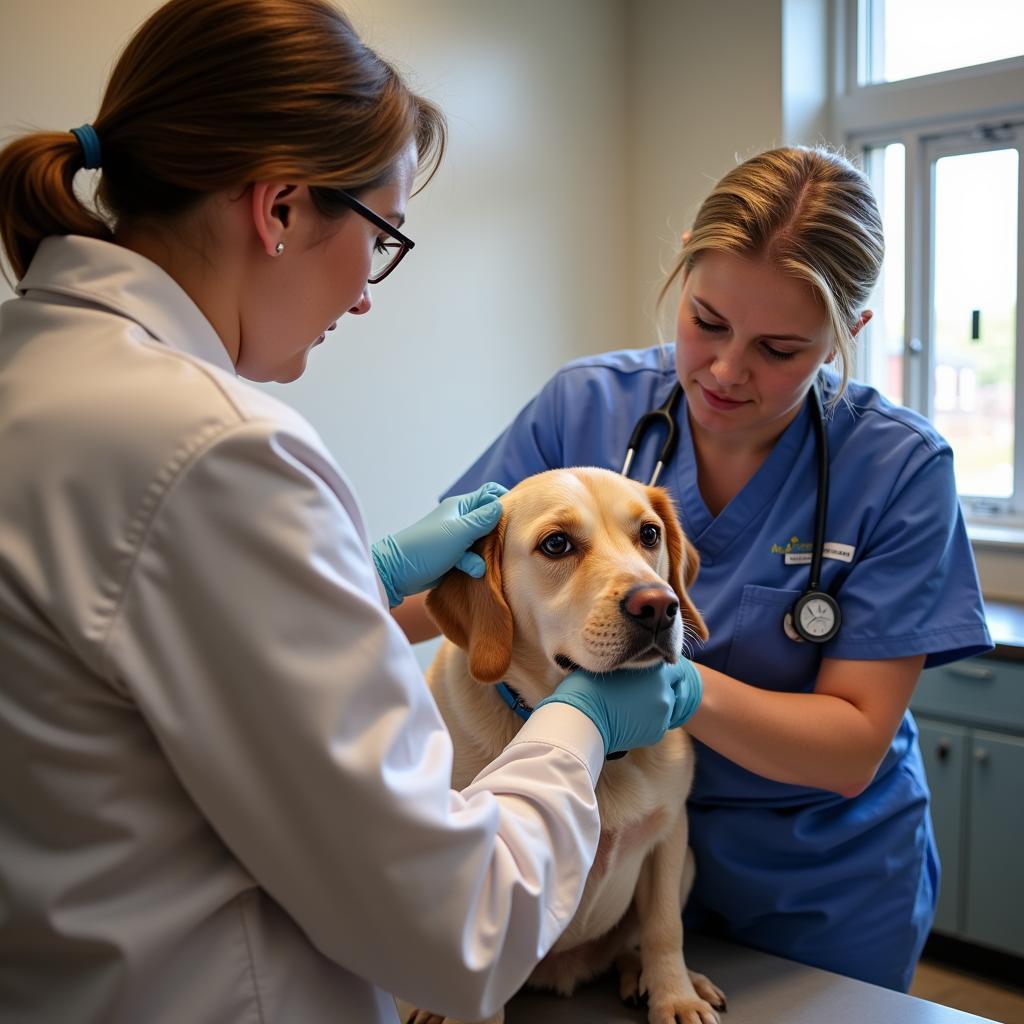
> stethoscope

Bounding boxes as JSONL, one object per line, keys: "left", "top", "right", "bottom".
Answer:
{"left": 620, "top": 380, "right": 841, "bottom": 644}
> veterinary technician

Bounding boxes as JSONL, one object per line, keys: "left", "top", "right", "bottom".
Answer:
{"left": 400, "top": 146, "right": 994, "bottom": 992}
{"left": 0, "top": 2, "right": 704, "bottom": 1021}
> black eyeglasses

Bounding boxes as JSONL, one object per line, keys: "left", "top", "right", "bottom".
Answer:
{"left": 334, "top": 190, "right": 415, "bottom": 284}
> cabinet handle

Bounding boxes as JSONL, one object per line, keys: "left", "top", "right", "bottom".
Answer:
{"left": 946, "top": 665, "right": 995, "bottom": 682}
{"left": 974, "top": 747, "right": 990, "bottom": 765}
{"left": 936, "top": 739, "right": 952, "bottom": 761}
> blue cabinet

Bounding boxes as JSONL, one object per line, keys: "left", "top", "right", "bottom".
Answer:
{"left": 911, "top": 657, "right": 1024, "bottom": 957}
{"left": 916, "top": 719, "right": 968, "bottom": 935}
{"left": 963, "top": 729, "right": 1024, "bottom": 955}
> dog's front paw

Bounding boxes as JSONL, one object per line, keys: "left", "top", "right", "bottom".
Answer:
{"left": 688, "top": 969, "right": 727, "bottom": 1013}
{"left": 403, "top": 1008, "right": 451, "bottom": 1024}
{"left": 616, "top": 948, "right": 645, "bottom": 1007}
{"left": 647, "top": 993, "right": 721, "bottom": 1024}
{"left": 397, "top": 1001, "right": 505, "bottom": 1024}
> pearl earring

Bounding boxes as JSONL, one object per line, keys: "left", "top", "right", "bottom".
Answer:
{"left": 274, "top": 242, "right": 285, "bottom": 255}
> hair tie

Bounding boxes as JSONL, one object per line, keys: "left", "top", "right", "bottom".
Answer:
{"left": 69, "top": 124, "right": 102, "bottom": 170}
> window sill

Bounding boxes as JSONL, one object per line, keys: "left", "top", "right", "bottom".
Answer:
{"left": 968, "top": 522, "right": 1024, "bottom": 550}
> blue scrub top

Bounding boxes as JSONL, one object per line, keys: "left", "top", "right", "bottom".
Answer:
{"left": 443, "top": 345, "right": 993, "bottom": 991}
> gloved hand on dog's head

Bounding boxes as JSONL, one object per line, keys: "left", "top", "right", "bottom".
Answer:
{"left": 371, "top": 482, "right": 507, "bottom": 608}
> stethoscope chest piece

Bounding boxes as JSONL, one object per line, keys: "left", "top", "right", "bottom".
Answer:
{"left": 784, "top": 590, "right": 841, "bottom": 644}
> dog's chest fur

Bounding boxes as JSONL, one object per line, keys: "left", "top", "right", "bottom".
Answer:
{"left": 552, "top": 732, "right": 691, "bottom": 950}
{"left": 428, "top": 644, "right": 693, "bottom": 950}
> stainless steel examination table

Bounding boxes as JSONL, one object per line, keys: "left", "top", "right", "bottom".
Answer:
{"left": 503, "top": 933, "right": 999, "bottom": 1023}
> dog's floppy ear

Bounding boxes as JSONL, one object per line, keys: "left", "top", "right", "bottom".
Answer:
{"left": 425, "top": 521, "right": 514, "bottom": 683}
{"left": 648, "top": 487, "right": 709, "bottom": 644}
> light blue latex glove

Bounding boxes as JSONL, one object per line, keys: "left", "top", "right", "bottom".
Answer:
{"left": 371, "top": 482, "right": 507, "bottom": 607}
{"left": 535, "top": 657, "right": 703, "bottom": 756}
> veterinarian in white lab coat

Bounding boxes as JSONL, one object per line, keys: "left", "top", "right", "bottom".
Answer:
{"left": 401, "top": 147, "right": 994, "bottom": 993}
{"left": 0, "top": 3, "right": 703, "bottom": 1022}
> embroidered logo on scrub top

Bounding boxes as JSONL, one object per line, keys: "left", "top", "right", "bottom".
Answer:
{"left": 771, "top": 536, "right": 855, "bottom": 565}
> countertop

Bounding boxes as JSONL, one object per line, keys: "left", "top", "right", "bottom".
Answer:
{"left": 505, "top": 933, "right": 998, "bottom": 1023}
{"left": 983, "top": 598, "right": 1024, "bottom": 661}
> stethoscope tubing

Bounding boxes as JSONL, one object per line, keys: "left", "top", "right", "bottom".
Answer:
{"left": 620, "top": 377, "right": 838, "bottom": 643}
{"left": 807, "top": 382, "right": 829, "bottom": 593}
{"left": 619, "top": 383, "right": 682, "bottom": 487}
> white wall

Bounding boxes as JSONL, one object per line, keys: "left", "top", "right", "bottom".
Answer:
{"left": 624, "top": 0, "right": 786, "bottom": 341}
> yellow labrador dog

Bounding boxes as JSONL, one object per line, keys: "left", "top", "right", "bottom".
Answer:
{"left": 403, "top": 467, "right": 725, "bottom": 1024}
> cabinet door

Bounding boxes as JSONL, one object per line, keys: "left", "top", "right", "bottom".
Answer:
{"left": 964, "top": 729, "right": 1024, "bottom": 956}
{"left": 916, "top": 717, "right": 968, "bottom": 935}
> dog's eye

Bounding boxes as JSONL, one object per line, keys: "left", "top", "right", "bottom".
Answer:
{"left": 539, "top": 532, "right": 574, "bottom": 558}
{"left": 639, "top": 523, "right": 661, "bottom": 548}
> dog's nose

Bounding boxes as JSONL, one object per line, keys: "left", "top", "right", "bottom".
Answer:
{"left": 620, "top": 585, "right": 679, "bottom": 635}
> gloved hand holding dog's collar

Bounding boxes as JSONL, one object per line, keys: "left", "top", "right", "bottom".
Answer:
{"left": 536, "top": 657, "right": 703, "bottom": 756}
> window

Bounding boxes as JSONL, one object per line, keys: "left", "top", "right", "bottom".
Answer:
{"left": 860, "top": 142, "right": 905, "bottom": 405}
{"left": 835, "top": 1, "right": 1024, "bottom": 527}
{"left": 860, "top": 0, "right": 1024, "bottom": 84}
{"left": 931, "top": 144, "right": 1018, "bottom": 504}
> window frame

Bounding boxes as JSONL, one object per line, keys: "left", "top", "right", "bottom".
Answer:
{"left": 836, "top": 0, "right": 1024, "bottom": 129}
{"left": 832, "top": 0, "right": 1024, "bottom": 530}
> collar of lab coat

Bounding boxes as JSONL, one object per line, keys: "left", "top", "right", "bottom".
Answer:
{"left": 18, "top": 234, "right": 236, "bottom": 376}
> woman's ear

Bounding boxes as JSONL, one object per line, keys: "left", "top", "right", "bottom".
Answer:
{"left": 851, "top": 309, "right": 873, "bottom": 337}
{"left": 250, "top": 182, "right": 298, "bottom": 257}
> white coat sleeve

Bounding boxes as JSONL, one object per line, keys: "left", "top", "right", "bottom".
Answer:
{"left": 100, "top": 419, "right": 603, "bottom": 1021}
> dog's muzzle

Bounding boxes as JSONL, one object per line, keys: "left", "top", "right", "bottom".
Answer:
{"left": 618, "top": 584, "right": 681, "bottom": 663}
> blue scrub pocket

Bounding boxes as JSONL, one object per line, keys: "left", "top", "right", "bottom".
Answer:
{"left": 724, "top": 584, "right": 821, "bottom": 692}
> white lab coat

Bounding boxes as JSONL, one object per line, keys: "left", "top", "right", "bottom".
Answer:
{"left": 0, "top": 236, "right": 604, "bottom": 1024}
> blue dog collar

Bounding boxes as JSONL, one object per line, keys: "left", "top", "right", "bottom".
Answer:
{"left": 495, "top": 681, "right": 532, "bottom": 721}
{"left": 496, "top": 680, "right": 626, "bottom": 760}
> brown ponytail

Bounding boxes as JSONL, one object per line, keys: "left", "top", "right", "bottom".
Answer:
{"left": 0, "top": 0, "right": 446, "bottom": 281}
{"left": 0, "top": 133, "right": 113, "bottom": 280}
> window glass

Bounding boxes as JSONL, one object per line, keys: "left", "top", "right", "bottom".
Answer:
{"left": 862, "top": 142, "right": 905, "bottom": 404}
{"left": 864, "top": 0, "right": 1024, "bottom": 83}
{"left": 932, "top": 148, "right": 1018, "bottom": 499}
